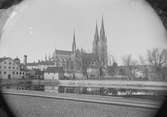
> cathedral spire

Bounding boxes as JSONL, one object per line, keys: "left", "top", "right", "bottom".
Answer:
{"left": 100, "top": 16, "right": 106, "bottom": 40}
{"left": 94, "top": 22, "right": 99, "bottom": 41}
{"left": 45, "top": 53, "right": 47, "bottom": 61}
{"left": 101, "top": 16, "right": 104, "bottom": 29}
{"left": 72, "top": 31, "right": 76, "bottom": 53}
{"left": 93, "top": 22, "right": 99, "bottom": 54}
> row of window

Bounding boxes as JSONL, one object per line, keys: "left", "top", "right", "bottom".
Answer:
{"left": 0, "top": 71, "right": 24, "bottom": 75}
{"left": 3, "top": 61, "right": 15, "bottom": 65}
{"left": 0, "top": 66, "right": 19, "bottom": 70}
{"left": 56, "top": 60, "right": 97, "bottom": 65}
{"left": 56, "top": 61, "right": 97, "bottom": 67}
{"left": 83, "top": 61, "right": 97, "bottom": 65}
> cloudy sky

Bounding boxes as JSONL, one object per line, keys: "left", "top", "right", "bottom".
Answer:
{"left": 0, "top": 0, "right": 167, "bottom": 64}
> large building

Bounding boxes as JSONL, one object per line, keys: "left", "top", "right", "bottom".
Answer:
{"left": 0, "top": 57, "right": 26, "bottom": 79}
{"left": 52, "top": 18, "right": 108, "bottom": 79}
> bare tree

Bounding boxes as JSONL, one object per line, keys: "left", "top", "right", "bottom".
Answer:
{"left": 147, "top": 48, "right": 167, "bottom": 80}
{"left": 122, "top": 55, "right": 138, "bottom": 67}
{"left": 122, "top": 55, "right": 138, "bottom": 80}
{"left": 139, "top": 55, "right": 146, "bottom": 65}
{"left": 147, "top": 48, "right": 167, "bottom": 67}
{"left": 138, "top": 55, "right": 149, "bottom": 80}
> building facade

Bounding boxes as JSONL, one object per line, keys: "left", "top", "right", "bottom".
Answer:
{"left": 44, "top": 67, "right": 64, "bottom": 80}
{"left": 0, "top": 57, "right": 26, "bottom": 79}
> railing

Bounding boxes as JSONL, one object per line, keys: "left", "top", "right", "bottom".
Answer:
{"left": 59, "top": 80, "right": 167, "bottom": 91}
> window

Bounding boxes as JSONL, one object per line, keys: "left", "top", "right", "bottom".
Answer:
{"left": 8, "top": 67, "right": 11, "bottom": 69}
{"left": 0, "top": 71, "right": 1, "bottom": 74}
{"left": 9, "top": 62, "right": 11, "bottom": 65}
{"left": 13, "top": 67, "right": 15, "bottom": 69}
{"left": 4, "top": 66, "right": 6, "bottom": 69}
{"left": 4, "top": 62, "right": 6, "bottom": 64}
{"left": 4, "top": 72, "right": 6, "bottom": 74}
{"left": 13, "top": 72, "right": 15, "bottom": 75}
{"left": 16, "top": 72, "right": 18, "bottom": 75}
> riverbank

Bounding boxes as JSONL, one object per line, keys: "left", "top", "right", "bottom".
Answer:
{"left": 2, "top": 89, "right": 162, "bottom": 109}
{"left": 2, "top": 89, "right": 159, "bottom": 117}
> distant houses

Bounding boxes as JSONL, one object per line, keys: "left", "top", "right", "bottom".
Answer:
{"left": 1, "top": 55, "right": 166, "bottom": 81}
{"left": 0, "top": 56, "right": 64, "bottom": 80}
{"left": 0, "top": 57, "right": 26, "bottom": 79}
{"left": 27, "top": 60, "right": 55, "bottom": 71}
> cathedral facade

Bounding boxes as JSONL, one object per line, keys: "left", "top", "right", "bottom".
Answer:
{"left": 52, "top": 18, "right": 108, "bottom": 78}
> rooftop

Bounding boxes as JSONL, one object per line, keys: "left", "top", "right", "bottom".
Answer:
{"left": 80, "top": 53, "right": 98, "bottom": 61}
{"left": 45, "top": 67, "right": 64, "bottom": 73}
{"left": 0, "top": 57, "right": 12, "bottom": 63}
{"left": 55, "top": 49, "right": 72, "bottom": 55}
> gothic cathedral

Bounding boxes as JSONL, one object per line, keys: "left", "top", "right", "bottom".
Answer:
{"left": 53, "top": 17, "right": 108, "bottom": 74}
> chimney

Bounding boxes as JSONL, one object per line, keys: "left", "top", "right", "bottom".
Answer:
{"left": 24, "top": 55, "right": 27, "bottom": 65}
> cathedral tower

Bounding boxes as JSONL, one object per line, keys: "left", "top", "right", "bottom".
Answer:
{"left": 99, "top": 17, "right": 108, "bottom": 67}
{"left": 92, "top": 17, "right": 108, "bottom": 67}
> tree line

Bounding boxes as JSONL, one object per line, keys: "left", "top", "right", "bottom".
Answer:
{"left": 120, "top": 48, "right": 167, "bottom": 81}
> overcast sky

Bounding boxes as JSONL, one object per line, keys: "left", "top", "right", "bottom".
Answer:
{"left": 0, "top": 0, "right": 167, "bottom": 64}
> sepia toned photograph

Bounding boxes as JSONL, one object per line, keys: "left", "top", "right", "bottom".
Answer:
{"left": 0, "top": 0, "right": 167, "bottom": 117}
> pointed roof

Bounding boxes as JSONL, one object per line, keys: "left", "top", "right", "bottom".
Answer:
{"left": 100, "top": 16, "right": 107, "bottom": 41}
{"left": 100, "top": 16, "right": 105, "bottom": 35}
{"left": 45, "top": 67, "right": 64, "bottom": 73}
{"left": 93, "top": 22, "right": 99, "bottom": 47}
{"left": 44, "top": 53, "right": 47, "bottom": 60}
{"left": 96, "top": 22, "right": 98, "bottom": 32}
{"left": 73, "top": 31, "right": 76, "bottom": 44}
{"left": 55, "top": 49, "right": 72, "bottom": 55}
{"left": 72, "top": 31, "right": 76, "bottom": 52}
{"left": 101, "top": 16, "right": 104, "bottom": 27}
{"left": 94, "top": 23, "right": 99, "bottom": 41}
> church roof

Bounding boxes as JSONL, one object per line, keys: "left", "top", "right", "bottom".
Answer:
{"left": 55, "top": 49, "right": 72, "bottom": 55}
{"left": 0, "top": 57, "right": 21, "bottom": 66}
{"left": 80, "top": 53, "right": 98, "bottom": 61}
{"left": 45, "top": 67, "right": 64, "bottom": 73}
{"left": 55, "top": 56, "right": 68, "bottom": 62}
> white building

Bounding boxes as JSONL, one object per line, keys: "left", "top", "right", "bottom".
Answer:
{"left": 44, "top": 67, "right": 64, "bottom": 80}
{"left": 0, "top": 57, "right": 26, "bottom": 79}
